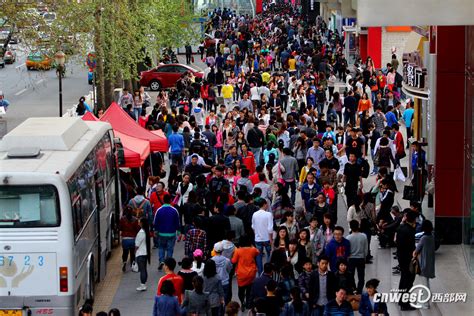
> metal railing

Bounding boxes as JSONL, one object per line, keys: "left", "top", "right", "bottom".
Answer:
{"left": 194, "top": 0, "right": 255, "bottom": 17}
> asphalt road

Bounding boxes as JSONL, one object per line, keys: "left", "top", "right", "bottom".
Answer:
{"left": 0, "top": 45, "right": 91, "bottom": 132}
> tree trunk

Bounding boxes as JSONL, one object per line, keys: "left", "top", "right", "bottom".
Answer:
{"left": 104, "top": 78, "right": 114, "bottom": 107}
{"left": 94, "top": 2, "right": 105, "bottom": 111}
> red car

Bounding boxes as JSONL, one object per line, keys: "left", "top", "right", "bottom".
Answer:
{"left": 139, "top": 63, "right": 203, "bottom": 91}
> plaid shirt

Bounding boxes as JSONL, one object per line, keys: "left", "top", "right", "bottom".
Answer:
{"left": 185, "top": 228, "right": 207, "bottom": 257}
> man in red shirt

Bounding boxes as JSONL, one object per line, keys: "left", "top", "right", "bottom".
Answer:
{"left": 392, "top": 124, "right": 406, "bottom": 165}
{"left": 249, "top": 165, "right": 265, "bottom": 185}
{"left": 156, "top": 258, "right": 184, "bottom": 304}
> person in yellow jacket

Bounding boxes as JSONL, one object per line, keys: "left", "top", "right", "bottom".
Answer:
{"left": 221, "top": 82, "right": 234, "bottom": 111}
{"left": 298, "top": 157, "right": 315, "bottom": 189}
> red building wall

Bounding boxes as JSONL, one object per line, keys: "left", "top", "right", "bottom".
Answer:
{"left": 434, "top": 26, "right": 466, "bottom": 243}
{"left": 359, "top": 34, "right": 368, "bottom": 62}
{"left": 367, "top": 27, "right": 382, "bottom": 68}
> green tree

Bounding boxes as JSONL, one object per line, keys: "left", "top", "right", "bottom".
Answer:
{"left": 0, "top": 0, "right": 199, "bottom": 109}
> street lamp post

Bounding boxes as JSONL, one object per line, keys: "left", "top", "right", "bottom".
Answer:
{"left": 55, "top": 51, "right": 66, "bottom": 117}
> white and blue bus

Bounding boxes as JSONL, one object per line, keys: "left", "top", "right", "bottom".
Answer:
{"left": 0, "top": 117, "right": 120, "bottom": 315}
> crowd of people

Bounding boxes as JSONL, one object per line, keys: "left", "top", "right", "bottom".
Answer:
{"left": 95, "top": 1, "right": 437, "bottom": 316}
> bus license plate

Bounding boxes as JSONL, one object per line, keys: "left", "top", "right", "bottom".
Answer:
{"left": 0, "top": 311, "right": 22, "bottom": 316}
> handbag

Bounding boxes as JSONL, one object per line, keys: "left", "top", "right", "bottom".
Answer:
{"left": 409, "top": 257, "right": 421, "bottom": 275}
{"left": 403, "top": 184, "right": 416, "bottom": 201}
{"left": 393, "top": 166, "right": 406, "bottom": 182}
{"left": 131, "top": 261, "right": 139, "bottom": 273}
{"left": 346, "top": 294, "right": 361, "bottom": 311}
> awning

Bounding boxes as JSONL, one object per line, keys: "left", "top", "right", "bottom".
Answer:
{"left": 82, "top": 111, "right": 151, "bottom": 168}
{"left": 100, "top": 102, "right": 168, "bottom": 152}
{"left": 114, "top": 131, "right": 150, "bottom": 168}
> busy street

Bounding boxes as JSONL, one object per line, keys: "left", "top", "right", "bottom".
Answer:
{"left": 0, "top": 1, "right": 474, "bottom": 316}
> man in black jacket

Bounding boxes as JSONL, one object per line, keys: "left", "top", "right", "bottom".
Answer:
{"left": 378, "top": 205, "right": 402, "bottom": 248}
{"left": 208, "top": 202, "right": 231, "bottom": 248}
{"left": 308, "top": 255, "right": 336, "bottom": 315}
{"left": 396, "top": 210, "right": 417, "bottom": 311}
{"left": 202, "top": 124, "right": 217, "bottom": 162}
{"left": 246, "top": 124, "right": 264, "bottom": 166}
{"left": 343, "top": 90, "right": 357, "bottom": 126}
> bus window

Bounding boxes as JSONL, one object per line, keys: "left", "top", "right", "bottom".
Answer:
{"left": 72, "top": 198, "right": 82, "bottom": 237}
{"left": 0, "top": 185, "right": 60, "bottom": 228}
{"left": 95, "top": 178, "right": 105, "bottom": 211}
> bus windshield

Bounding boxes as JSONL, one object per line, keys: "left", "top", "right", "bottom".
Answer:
{"left": 0, "top": 185, "right": 59, "bottom": 228}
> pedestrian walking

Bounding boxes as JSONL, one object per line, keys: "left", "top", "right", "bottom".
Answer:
{"left": 413, "top": 220, "right": 436, "bottom": 309}
{"left": 118, "top": 206, "right": 140, "bottom": 272}
{"left": 153, "top": 280, "right": 181, "bottom": 316}
{"left": 153, "top": 194, "right": 181, "bottom": 269}
{"left": 231, "top": 235, "right": 259, "bottom": 312}
{"left": 135, "top": 217, "right": 151, "bottom": 291}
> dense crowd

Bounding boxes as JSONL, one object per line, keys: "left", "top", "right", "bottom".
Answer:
{"left": 86, "top": 1, "right": 437, "bottom": 316}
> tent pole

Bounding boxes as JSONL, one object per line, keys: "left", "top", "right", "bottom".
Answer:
{"left": 149, "top": 154, "right": 154, "bottom": 176}
{"left": 139, "top": 167, "right": 143, "bottom": 187}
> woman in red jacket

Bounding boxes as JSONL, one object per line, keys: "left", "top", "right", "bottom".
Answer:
{"left": 240, "top": 143, "right": 256, "bottom": 174}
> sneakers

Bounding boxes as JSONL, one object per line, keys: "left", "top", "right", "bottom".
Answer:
{"left": 122, "top": 262, "right": 126, "bottom": 272}
{"left": 136, "top": 284, "right": 147, "bottom": 291}
{"left": 158, "top": 262, "right": 164, "bottom": 270}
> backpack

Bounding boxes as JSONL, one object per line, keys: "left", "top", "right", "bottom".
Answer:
{"left": 360, "top": 159, "right": 370, "bottom": 178}
{"left": 131, "top": 199, "right": 146, "bottom": 218}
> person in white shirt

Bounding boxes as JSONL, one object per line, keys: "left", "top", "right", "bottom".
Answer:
{"left": 250, "top": 83, "right": 261, "bottom": 102}
{"left": 135, "top": 217, "right": 151, "bottom": 291}
{"left": 251, "top": 198, "right": 273, "bottom": 275}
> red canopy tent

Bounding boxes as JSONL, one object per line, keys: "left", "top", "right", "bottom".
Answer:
{"left": 100, "top": 102, "right": 168, "bottom": 152}
{"left": 114, "top": 131, "right": 150, "bottom": 168}
{"left": 82, "top": 112, "right": 150, "bottom": 168}
{"left": 81, "top": 111, "right": 100, "bottom": 121}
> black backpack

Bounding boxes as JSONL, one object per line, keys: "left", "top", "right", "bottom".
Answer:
{"left": 360, "top": 159, "right": 370, "bottom": 178}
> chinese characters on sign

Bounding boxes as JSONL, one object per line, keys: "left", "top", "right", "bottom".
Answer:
{"left": 403, "top": 52, "right": 428, "bottom": 90}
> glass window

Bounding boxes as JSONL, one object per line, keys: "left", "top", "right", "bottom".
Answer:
{"left": 174, "top": 66, "right": 188, "bottom": 73}
{"left": 0, "top": 185, "right": 59, "bottom": 228}
{"left": 158, "top": 66, "right": 174, "bottom": 73}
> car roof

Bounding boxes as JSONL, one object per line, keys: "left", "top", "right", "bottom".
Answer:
{"left": 157, "top": 63, "right": 197, "bottom": 71}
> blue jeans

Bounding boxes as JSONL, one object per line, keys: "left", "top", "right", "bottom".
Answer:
{"left": 170, "top": 152, "right": 183, "bottom": 170}
{"left": 133, "top": 108, "right": 141, "bottom": 121}
{"left": 250, "top": 147, "right": 261, "bottom": 166}
{"left": 255, "top": 241, "right": 271, "bottom": 275}
{"left": 371, "top": 148, "right": 379, "bottom": 173}
{"left": 316, "top": 102, "right": 324, "bottom": 114}
{"left": 158, "top": 235, "right": 176, "bottom": 263}
{"left": 121, "top": 238, "right": 136, "bottom": 263}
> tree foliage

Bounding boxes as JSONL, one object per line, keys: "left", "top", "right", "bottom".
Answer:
{"left": 0, "top": 0, "right": 199, "bottom": 106}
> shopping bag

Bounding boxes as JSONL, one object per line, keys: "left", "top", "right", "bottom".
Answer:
{"left": 403, "top": 185, "right": 416, "bottom": 201}
{"left": 393, "top": 166, "right": 406, "bottom": 182}
{"left": 131, "top": 261, "right": 139, "bottom": 273}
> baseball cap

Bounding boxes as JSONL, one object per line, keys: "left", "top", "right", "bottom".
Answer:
{"left": 193, "top": 249, "right": 203, "bottom": 257}
{"left": 214, "top": 242, "right": 223, "bottom": 253}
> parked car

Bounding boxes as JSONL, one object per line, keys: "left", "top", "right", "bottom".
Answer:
{"left": 3, "top": 47, "right": 16, "bottom": 63}
{"left": 139, "top": 63, "right": 203, "bottom": 91}
{"left": 26, "top": 51, "right": 53, "bottom": 70}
